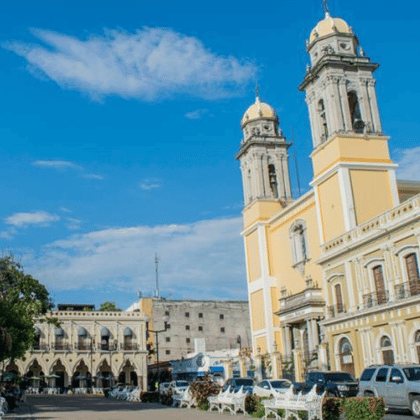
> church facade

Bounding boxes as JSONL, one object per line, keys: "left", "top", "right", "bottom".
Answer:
{"left": 238, "top": 11, "right": 420, "bottom": 379}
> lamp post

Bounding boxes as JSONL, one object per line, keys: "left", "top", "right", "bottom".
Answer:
{"left": 147, "top": 315, "right": 169, "bottom": 394}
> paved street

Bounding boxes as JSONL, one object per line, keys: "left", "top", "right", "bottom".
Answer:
{"left": 3, "top": 395, "right": 417, "bottom": 420}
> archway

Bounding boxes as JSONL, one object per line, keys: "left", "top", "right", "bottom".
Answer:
{"left": 119, "top": 360, "right": 137, "bottom": 385}
{"left": 415, "top": 330, "right": 420, "bottom": 363}
{"left": 97, "top": 359, "right": 113, "bottom": 388}
{"left": 72, "top": 360, "right": 90, "bottom": 389}
{"left": 380, "top": 336, "right": 395, "bottom": 365}
{"left": 339, "top": 337, "right": 354, "bottom": 375}
{"left": 26, "top": 360, "right": 45, "bottom": 390}
{"left": 50, "top": 359, "right": 67, "bottom": 389}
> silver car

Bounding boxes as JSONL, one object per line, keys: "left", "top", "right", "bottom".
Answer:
{"left": 358, "top": 364, "right": 420, "bottom": 417}
{"left": 253, "top": 379, "right": 292, "bottom": 397}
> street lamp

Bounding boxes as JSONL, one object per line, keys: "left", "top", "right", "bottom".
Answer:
{"left": 147, "top": 315, "right": 169, "bottom": 395}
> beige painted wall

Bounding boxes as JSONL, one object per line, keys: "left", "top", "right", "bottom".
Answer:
{"left": 246, "top": 230, "right": 261, "bottom": 282}
{"left": 250, "top": 290, "right": 266, "bottom": 330}
{"left": 317, "top": 174, "right": 345, "bottom": 243}
{"left": 350, "top": 170, "right": 393, "bottom": 224}
{"left": 243, "top": 200, "right": 283, "bottom": 229}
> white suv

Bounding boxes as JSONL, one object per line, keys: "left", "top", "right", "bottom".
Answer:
{"left": 358, "top": 364, "right": 420, "bottom": 417}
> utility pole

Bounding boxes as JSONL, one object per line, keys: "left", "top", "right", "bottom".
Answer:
{"left": 155, "top": 253, "right": 160, "bottom": 299}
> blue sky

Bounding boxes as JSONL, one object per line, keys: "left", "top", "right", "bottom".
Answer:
{"left": 1, "top": 0, "right": 420, "bottom": 310}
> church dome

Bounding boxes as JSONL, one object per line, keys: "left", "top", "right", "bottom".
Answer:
{"left": 241, "top": 96, "right": 277, "bottom": 128}
{"left": 309, "top": 12, "right": 352, "bottom": 45}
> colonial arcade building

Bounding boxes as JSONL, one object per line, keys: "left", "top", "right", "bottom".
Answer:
{"left": 238, "top": 10, "right": 420, "bottom": 379}
{"left": 4, "top": 307, "right": 148, "bottom": 390}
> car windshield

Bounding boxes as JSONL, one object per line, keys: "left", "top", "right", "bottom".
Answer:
{"left": 235, "top": 379, "right": 253, "bottom": 386}
{"left": 403, "top": 367, "right": 420, "bottom": 381}
{"left": 324, "top": 373, "right": 355, "bottom": 382}
{"left": 176, "top": 381, "right": 188, "bottom": 387}
{"left": 271, "top": 381, "right": 291, "bottom": 389}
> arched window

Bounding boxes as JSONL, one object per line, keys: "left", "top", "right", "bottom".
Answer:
{"left": 334, "top": 283, "right": 344, "bottom": 314}
{"left": 124, "top": 327, "right": 133, "bottom": 350}
{"left": 290, "top": 220, "right": 309, "bottom": 266}
{"left": 347, "top": 91, "right": 363, "bottom": 133}
{"left": 101, "top": 328, "right": 111, "bottom": 350}
{"left": 339, "top": 337, "right": 354, "bottom": 375}
{"left": 34, "top": 327, "right": 41, "bottom": 350}
{"left": 55, "top": 328, "right": 65, "bottom": 350}
{"left": 247, "top": 169, "right": 252, "bottom": 202}
{"left": 373, "top": 265, "right": 387, "bottom": 305}
{"left": 78, "top": 327, "right": 88, "bottom": 350}
{"left": 268, "top": 163, "right": 279, "bottom": 199}
{"left": 380, "top": 335, "right": 394, "bottom": 365}
{"left": 415, "top": 330, "right": 420, "bottom": 363}
{"left": 317, "top": 99, "right": 328, "bottom": 142}
{"left": 405, "top": 253, "right": 420, "bottom": 296}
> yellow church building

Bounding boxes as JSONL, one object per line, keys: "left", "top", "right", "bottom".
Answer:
{"left": 237, "top": 10, "right": 420, "bottom": 379}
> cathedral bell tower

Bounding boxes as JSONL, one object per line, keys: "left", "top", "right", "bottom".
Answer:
{"left": 300, "top": 12, "right": 399, "bottom": 243}
{"left": 236, "top": 94, "right": 292, "bottom": 219}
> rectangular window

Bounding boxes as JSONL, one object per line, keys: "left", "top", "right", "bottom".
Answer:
{"left": 165, "top": 350, "right": 170, "bottom": 355}
{"left": 166, "top": 324, "right": 171, "bottom": 329}
{"left": 198, "top": 326, "right": 203, "bottom": 331}
{"left": 186, "top": 338, "right": 190, "bottom": 343}
{"left": 220, "top": 314, "right": 224, "bottom": 320}
{"left": 220, "top": 327, "right": 225, "bottom": 333}
{"left": 373, "top": 266, "right": 387, "bottom": 304}
{"left": 185, "top": 312, "right": 190, "bottom": 317}
{"left": 198, "top": 313, "right": 203, "bottom": 318}
{"left": 406, "top": 253, "right": 420, "bottom": 296}
{"left": 185, "top": 325, "right": 190, "bottom": 330}
{"left": 165, "top": 310, "right": 170, "bottom": 316}
{"left": 166, "top": 337, "right": 170, "bottom": 342}
{"left": 334, "top": 283, "right": 344, "bottom": 314}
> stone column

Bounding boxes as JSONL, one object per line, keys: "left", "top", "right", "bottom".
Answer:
{"left": 293, "top": 349, "right": 304, "bottom": 382}
{"left": 317, "top": 343, "right": 329, "bottom": 371}
{"left": 254, "top": 355, "right": 263, "bottom": 382}
{"left": 367, "top": 79, "right": 382, "bottom": 133}
{"left": 358, "top": 78, "right": 373, "bottom": 132}
{"left": 254, "top": 153, "right": 264, "bottom": 199}
{"left": 327, "top": 76, "right": 344, "bottom": 132}
{"left": 223, "top": 360, "right": 233, "bottom": 382}
{"left": 311, "top": 318, "right": 319, "bottom": 350}
{"left": 338, "top": 78, "right": 352, "bottom": 131}
{"left": 261, "top": 155, "right": 270, "bottom": 198}
{"left": 240, "top": 162, "right": 249, "bottom": 205}
{"left": 239, "top": 357, "right": 247, "bottom": 378}
{"left": 306, "top": 92, "right": 320, "bottom": 147}
{"left": 284, "top": 325, "right": 292, "bottom": 357}
{"left": 270, "top": 351, "right": 282, "bottom": 379}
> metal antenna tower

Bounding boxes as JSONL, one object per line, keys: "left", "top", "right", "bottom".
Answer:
{"left": 155, "top": 253, "right": 160, "bottom": 299}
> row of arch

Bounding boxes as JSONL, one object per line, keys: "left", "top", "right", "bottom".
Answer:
{"left": 5, "top": 356, "right": 143, "bottom": 389}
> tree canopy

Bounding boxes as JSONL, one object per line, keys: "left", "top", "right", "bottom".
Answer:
{"left": 0, "top": 256, "right": 55, "bottom": 362}
{"left": 99, "top": 301, "right": 122, "bottom": 312}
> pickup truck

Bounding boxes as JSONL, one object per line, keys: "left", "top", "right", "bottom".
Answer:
{"left": 295, "top": 371, "right": 359, "bottom": 398}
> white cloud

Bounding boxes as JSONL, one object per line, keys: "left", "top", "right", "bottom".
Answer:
{"left": 395, "top": 146, "right": 420, "bottom": 181}
{"left": 66, "top": 218, "right": 82, "bottom": 230}
{"left": 33, "top": 160, "right": 79, "bottom": 170}
{"left": 140, "top": 178, "right": 162, "bottom": 190}
{"left": 24, "top": 217, "right": 247, "bottom": 300}
{"left": 83, "top": 173, "right": 104, "bottom": 180}
{"left": 3, "top": 27, "right": 257, "bottom": 101}
{"left": 59, "top": 207, "right": 72, "bottom": 213}
{"left": 5, "top": 211, "right": 60, "bottom": 228}
{"left": 185, "top": 109, "right": 209, "bottom": 120}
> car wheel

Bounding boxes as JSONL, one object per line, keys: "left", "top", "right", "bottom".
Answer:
{"left": 411, "top": 396, "right": 420, "bottom": 418}
{"left": 364, "top": 391, "right": 374, "bottom": 397}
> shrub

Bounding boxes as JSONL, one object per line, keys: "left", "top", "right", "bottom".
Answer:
{"left": 189, "top": 380, "right": 220, "bottom": 406}
{"left": 322, "top": 397, "right": 342, "bottom": 420}
{"left": 342, "top": 396, "right": 385, "bottom": 420}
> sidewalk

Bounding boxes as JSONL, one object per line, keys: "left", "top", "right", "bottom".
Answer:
{"left": 4, "top": 395, "right": 224, "bottom": 420}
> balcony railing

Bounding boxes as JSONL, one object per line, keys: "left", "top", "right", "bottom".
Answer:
{"left": 362, "top": 291, "right": 389, "bottom": 309}
{"left": 53, "top": 343, "right": 71, "bottom": 351}
{"left": 76, "top": 343, "right": 91, "bottom": 351}
{"left": 394, "top": 280, "right": 420, "bottom": 300}
{"left": 32, "top": 343, "right": 49, "bottom": 352}
{"left": 100, "top": 344, "right": 118, "bottom": 352}
{"left": 122, "top": 343, "right": 138, "bottom": 351}
{"left": 327, "top": 303, "right": 346, "bottom": 317}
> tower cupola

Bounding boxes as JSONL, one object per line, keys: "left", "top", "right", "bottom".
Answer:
{"left": 237, "top": 93, "right": 292, "bottom": 207}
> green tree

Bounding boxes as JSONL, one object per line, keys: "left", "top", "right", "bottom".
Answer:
{"left": 0, "top": 255, "right": 56, "bottom": 362}
{"left": 99, "top": 301, "right": 122, "bottom": 312}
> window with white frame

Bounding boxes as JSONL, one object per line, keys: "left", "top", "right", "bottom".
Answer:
{"left": 290, "top": 220, "right": 309, "bottom": 266}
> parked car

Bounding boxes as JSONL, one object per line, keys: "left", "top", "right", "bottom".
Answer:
{"left": 223, "top": 378, "right": 254, "bottom": 394}
{"left": 253, "top": 379, "right": 292, "bottom": 397}
{"left": 302, "top": 371, "right": 358, "bottom": 397}
{"left": 169, "top": 380, "right": 189, "bottom": 395}
{"left": 159, "top": 382, "right": 171, "bottom": 394}
{"left": 358, "top": 364, "right": 420, "bottom": 417}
